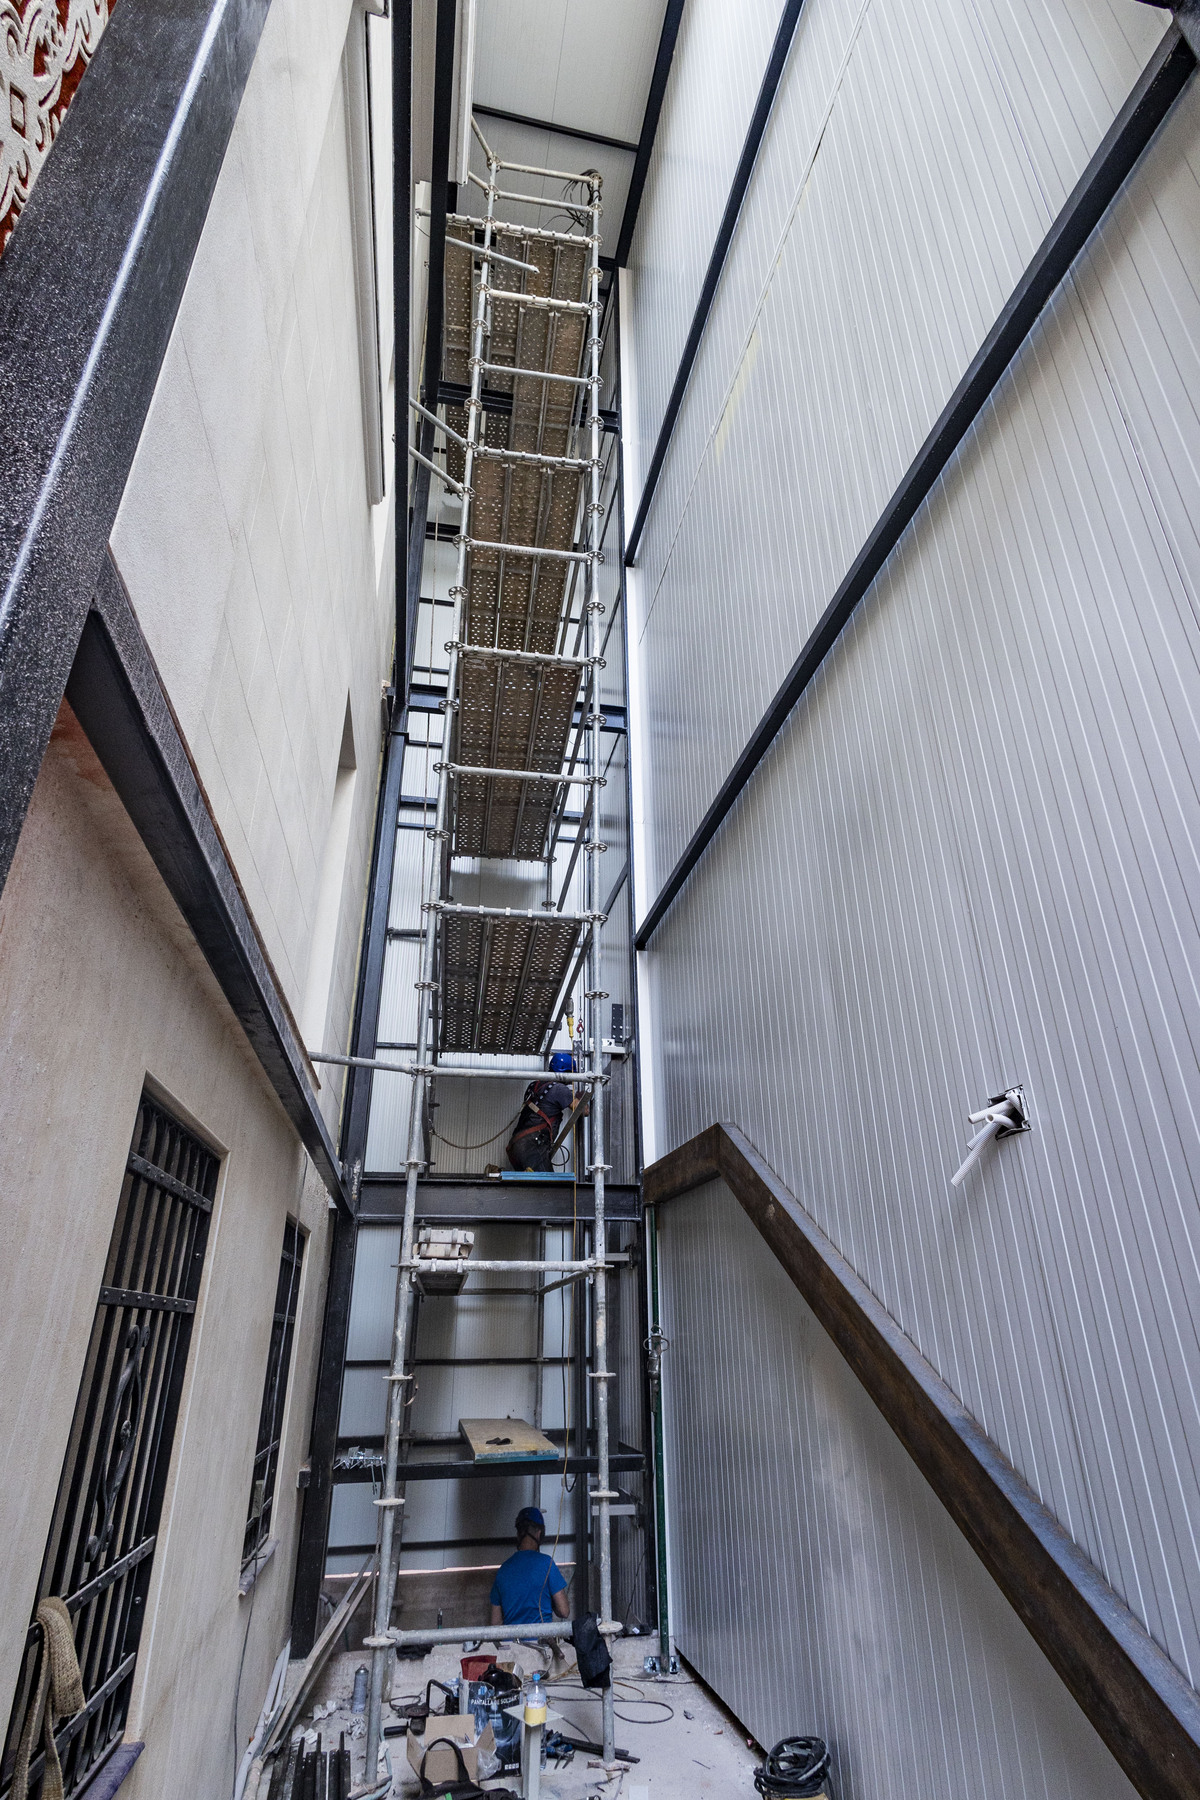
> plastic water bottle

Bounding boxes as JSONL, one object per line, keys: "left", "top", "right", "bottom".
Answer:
{"left": 523, "top": 1670, "right": 547, "bottom": 1727}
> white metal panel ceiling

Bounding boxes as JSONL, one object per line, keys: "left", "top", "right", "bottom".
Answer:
{"left": 472, "top": 0, "right": 668, "bottom": 145}
{"left": 456, "top": 116, "right": 634, "bottom": 261}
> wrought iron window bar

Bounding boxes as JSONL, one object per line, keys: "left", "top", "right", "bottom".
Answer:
{"left": 1, "top": 1096, "right": 219, "bottom": 1800}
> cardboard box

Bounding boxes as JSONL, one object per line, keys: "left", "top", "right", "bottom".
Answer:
{"left": 407, "top": 1714, "right": 495, "bottom": 1787}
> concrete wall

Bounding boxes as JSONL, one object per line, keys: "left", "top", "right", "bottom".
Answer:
{"left": 109, "top": 0, "right": 393, "bottom": 1099}
{"left": 0, "top": 0, "right": 398, "bottom": 1782}
{"left": 0, "top": 719, "right": 331, "bottom": 1800}
{"left": 625, "top": 0, "right": 1200, "bottom": 1784}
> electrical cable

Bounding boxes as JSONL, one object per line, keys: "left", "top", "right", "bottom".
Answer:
{"left": 545, "top": 1678, "right": 673, "bottom": 1725}
{"left": 753, "top": 1737, "right": 830, "bottom": 1798}
{"left": 432, "top": 1104, "right": 522, "bottom": 1152}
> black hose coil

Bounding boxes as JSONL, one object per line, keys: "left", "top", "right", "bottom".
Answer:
{"left": 753, "top": 1735, "right": 831, "bottom": 1797}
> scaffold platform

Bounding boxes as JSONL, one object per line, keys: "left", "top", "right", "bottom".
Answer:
{"left": 451, "top": 647, "right": 584, "bottom": 858}
{"left": 438, "top": 908, "right": 584, "bottom": 1053}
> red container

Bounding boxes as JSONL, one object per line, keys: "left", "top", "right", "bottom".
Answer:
{"left": 461, "top": 1654, "right": 495, "bottom": 1682}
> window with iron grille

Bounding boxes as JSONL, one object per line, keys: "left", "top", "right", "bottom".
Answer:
{"left": 242, "top": 1221, "right": 304, "bottom": 1569}
{"left": 2, "top": 1094, "right": 219, "bottom": 1800}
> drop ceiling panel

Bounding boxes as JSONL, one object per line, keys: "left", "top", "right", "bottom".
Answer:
{"left": 472, "top": 0, "right": 668, "bottom": 146}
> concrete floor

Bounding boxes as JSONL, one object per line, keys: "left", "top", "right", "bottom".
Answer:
{"left": 298, "top": 1636, "right": 763, "bottom": 1797}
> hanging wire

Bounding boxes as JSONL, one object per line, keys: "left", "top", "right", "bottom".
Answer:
{"left": 431, "top": 1105, "right": 523, "bottom": 1153}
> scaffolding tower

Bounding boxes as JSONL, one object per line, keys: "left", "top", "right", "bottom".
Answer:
{"left": 362, "top": 124, "right": 619, "bottom": 1778}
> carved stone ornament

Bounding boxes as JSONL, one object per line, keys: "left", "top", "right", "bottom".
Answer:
{"left": 1, "top": 0, "right": 113, "bottom": 257}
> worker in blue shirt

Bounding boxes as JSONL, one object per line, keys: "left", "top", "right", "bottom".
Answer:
{"left": 489, "top": 1506, "right": 570, "bottom": 1628}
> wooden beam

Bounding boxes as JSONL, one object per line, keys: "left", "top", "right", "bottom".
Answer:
{"left": 645, "top": 1122, "right": 1200, "bottom": 1800}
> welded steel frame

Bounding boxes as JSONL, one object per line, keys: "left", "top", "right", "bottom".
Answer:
{"left": 363, "top": 126, "right": 618, "bottom": 1773}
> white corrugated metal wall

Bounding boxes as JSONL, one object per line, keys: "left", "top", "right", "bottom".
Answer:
{"left": 627, "top": 0, "right": 1200, "bottom": 1787}
{"left": 657, "top": 1179, "right": 1139, "bottom": 1799}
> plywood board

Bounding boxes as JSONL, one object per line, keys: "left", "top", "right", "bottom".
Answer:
{"left": 459, "top": 1417, "right": 560, "bottom": 1462}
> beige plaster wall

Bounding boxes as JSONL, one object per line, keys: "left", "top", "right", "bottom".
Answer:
{"left": 109, "top": 0, "right": 392, "bottom": 1108}
{"left": 0, "top": 717, "right": 333, "bottom": 1800}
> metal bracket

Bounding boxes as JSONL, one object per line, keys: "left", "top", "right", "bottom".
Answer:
{"left": 950, "top": 1085, "right": 1030, "bottom": 1188}
{"left": 643, "top": 1654, "right": 679, "bottom": 1676}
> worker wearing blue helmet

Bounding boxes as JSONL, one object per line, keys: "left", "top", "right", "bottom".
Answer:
{"left": 505, "top": 1052, "right": 576, "bottom": 1171}
{"left": 488, "top": 1506, "right": 570, "bottom": 1628}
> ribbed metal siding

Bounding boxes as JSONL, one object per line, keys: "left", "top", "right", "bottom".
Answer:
{"left": 657, "top": 1179, "right": 1138, "bottom": 1799}
{"left": 631, "top": 0, "right": 1166, "bottom": 890}
{"left": 625, "top": 0, "right": 783, "bottom": 478}
{"left": 643, "top": 75, "right": 1200, "bottom": 1694}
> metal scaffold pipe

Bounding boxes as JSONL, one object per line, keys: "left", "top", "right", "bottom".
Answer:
{"left": 364, "top": 142, "right": 617, "bottom": 1783}
{"left": 309, "top": 1052, "right": 605, "bottom": 1083}
{"left": 581, "top": 170, "right": 617, "bottom": 1768}
{"left": 446, "top": 210, "right": 599, "bottom": 248}
{"left": 366, "top": 1619, "right": 622, "bottom": 1650}
{"left": 362, "top": 146, "right": 500, "bottom": 1786}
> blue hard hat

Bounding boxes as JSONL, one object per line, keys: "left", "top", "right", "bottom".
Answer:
{"left": 516, "top": 1506, "right": 545, "bottom": 1533}
{"left": 548, "top": 1052, "right": 574, "bottom": 1073}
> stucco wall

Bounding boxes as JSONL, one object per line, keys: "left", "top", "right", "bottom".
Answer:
{"left": 0, "top": 716, "right": 331, "bottom": 1800}
{"left": 109, "top": 0, "right": 391, "bottom": 1089}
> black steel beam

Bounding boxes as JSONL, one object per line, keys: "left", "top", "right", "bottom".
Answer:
{"left": 403, "top": 0, "right": 457, "bottom": 700}
{"left": 66, "top": 561, "right": 349, "bottom": 1211}
{"left": 1138, "top": 2, "right": 1200, "bottom": 59}
{"left": 474, "top": 105, "right": 638, "bottom": 155}
{"left": 394, "top": 0, "right": 412, "bottom": 707}
{"left": 291, "top": 1205, "right": 356, "bottom": 1658}
{"left": 358, "top": 1175, "right": 641, "bottom": 1224}
{"left": 615, "top": 289, "right": 657, "bottom": 1629}
{"left": 334, "top": 1451, "right": 645, "bottom": 1483}
{"left": 330, "top": 1534, "right": 579, "bottom": 1555}
{"left": 623, "top": 0, "right": 805, "bottom": 561}
{"left": 635, "top": 24, "right": 1196, "bottom": 950}
{"left": 614, "top": 0, "right": 687, "bottom": 267}
{"left": 291, "top": 723, "right": 408, "bottom": 1653}
{"left": 647, "top": 1122, "right": 1200, "bottom": 1800}
{"left": 0, "top": 0, "right": 272, "bottom": 902}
